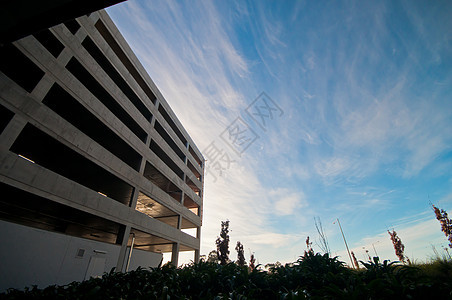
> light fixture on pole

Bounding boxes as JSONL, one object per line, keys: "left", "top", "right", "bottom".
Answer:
{"left": 362, "top": 247, "right": 371, "bottom": 261}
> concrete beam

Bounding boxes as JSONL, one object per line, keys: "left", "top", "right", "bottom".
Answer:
{"left": 0, "top": 0, "right": 125, "bottom": 44}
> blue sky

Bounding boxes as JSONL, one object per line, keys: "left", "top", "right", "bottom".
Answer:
{"left": 107, "top": 0, "right": 452, "bottom": 265}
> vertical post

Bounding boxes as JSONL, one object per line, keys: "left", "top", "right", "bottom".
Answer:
{"left": 194, "top": 226, "right": 201, "bottom": 263}
{"left": 194, "top": 249, "right": 200, "bottom": 263}
{"left": 125, "top": 233, "right": 135, "bottom": 272}
{"left": 335, "top": 218, "right": 354, "bottom": 268}
{"left": 115, "top": 225, "right": 131, "bottom": 272}
{"left": 372, "top": 241, "right": 379, "bottom": 257}
{"left": 171, "top": 242, "right": 180, "bottom": 266}
{"left": 170, "top": 215, "right": 182, "bottom": 267}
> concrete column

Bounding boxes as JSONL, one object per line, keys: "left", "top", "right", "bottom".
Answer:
{"left": 128, "top": 185, "right": 140, "bottom": 210}
{"left": 29, "top": 74, "right": 54, "bottom": 101}
{"left": 137, "top": 117, "right": 153, "bottom": 181}
{"left": 194, "top": 226, "right": 201, "bottom": 263}
{"left": 0, "top": 116, "right": 28, "bottom": 152}
{"left": 149, "top": 112, "right": 156, "bottom": 128}
{"left": 137, "top": 134, "right": 151, "bottom": 177}
{"left": 194, "top": 249, "right": 200, "bottom": 263}
{"left": 145, "top": 113, "right": 155, "bottom": 144}
{"left": 170, "top": 214, "right": 183, "bottom": 267}
{"left": 115, "top": 224, "right": 131, "bottom": 272}
{"left": 194, "top": 227, "right": 201, "bottom": 263}
{"left": 171, "top": 242, "right": 180, "bottom": 267}
{"left": 177, "top": 215, "right": 182, "bottom": 229}
{"left": 184, "top": 142, "right": 189, "bottom": 165}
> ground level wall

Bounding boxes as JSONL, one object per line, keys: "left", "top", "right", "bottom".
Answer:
{"left": 0, "top": 220, "right": 162, "bottom": 291}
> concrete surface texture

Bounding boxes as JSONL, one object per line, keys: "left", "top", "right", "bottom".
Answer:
{"left": 0, "top": 9, "right": 204, "bottom": 291}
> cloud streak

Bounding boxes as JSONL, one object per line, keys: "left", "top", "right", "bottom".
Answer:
{"left": 108, "top": 0, "right": 452, "bottom": 265}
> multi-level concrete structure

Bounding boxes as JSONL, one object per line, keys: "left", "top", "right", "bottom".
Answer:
{"left": 0, "top": 9, "right": 204, "bottom": 290}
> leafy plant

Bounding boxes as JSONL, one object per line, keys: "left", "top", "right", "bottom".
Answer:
{"left": 1, "top": 252, "right": 451, "bottom": 299}
{"left": 207, "top": 250, "right": 220, "bottom": 263}
{"left": 236, "top": 241, "right": 246, "bottom": 267}
{"left": 216, "top": 220, "right": 230, "bottom": 265}
{"left": 249, "top": 253, "right": 256, "bottom": 271}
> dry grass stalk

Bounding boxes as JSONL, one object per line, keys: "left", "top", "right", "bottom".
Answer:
{"left": 306, "top": 236, "right": 312, "bottom": 251}
{"left": 351, "top": 251, "right": 360, "bottom": 269}
{"left": 432, "top": 204, "right": 452, "bottom": 248}
{"left": 388, "top": 229, "right": 406, "bottom": 263}
{"left": 314, "top": 217, "right": 330, "bottom": 254}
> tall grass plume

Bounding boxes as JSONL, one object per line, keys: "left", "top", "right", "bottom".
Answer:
{"left": 388, "top": 229, "right": 407, "bottom": 263}
{"left": 432, "top": 204, "right": 452, "bottom": 248}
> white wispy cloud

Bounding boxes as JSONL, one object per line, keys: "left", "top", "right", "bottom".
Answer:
{"left": 108, "top": 1, "right": 290, "bottom": 262}
{"left": 345, "top": 217, "right": 449, "bottom": 264}
{"left": 107, "top": 0, "right": 452, "bottom": 266}
{"left": 270, "top": 189, "right": 306, "bottom": 216}
{"left": 438, "top": 192, "right": 452, "bottom": 205}
{"left": 315, "top": 157, "right": 351, "bottom": 178}
{"left": 109, "top": 0, "right": 251, "bottom": 145}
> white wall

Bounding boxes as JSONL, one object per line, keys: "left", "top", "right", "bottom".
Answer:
{"left": 0, "top": 220, "right": 162, "bottom": 291}
{"left": 125, "top": 247, "right": 163, "bottom": 271}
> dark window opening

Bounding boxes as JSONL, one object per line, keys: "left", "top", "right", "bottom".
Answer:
{"left": 0, "top": 43, "right": 44, "bottom": 93}
{"left": 187, "top": 160, "right": 201, "bottom": 181}
{"left": 42, "top": 83, "right": 142, "bottom": 171}
{"left": 64, "top": 19, "right": 81, "bottom": 35}
{"left": 66, "top": 57, "right": 147, "bottom": 142}
{"left": 183, "top": 195, "right": 200, "bottom": 216}
{"left": 136, "top": 192, "right": 179, "bottom": 228}
{"left": 129, "top": 228, "right": 175, "bottom": 253}
{"left": 185, "top": 177, "right": 200, "bottom": 197}
{"left": 0, "top": 104, "right": 15, "bottom": 134}
{"left": 10, "top": 124, "right": 134, "bottom": 205}
{"left": 150, "top": 140, "right": 184, "bottom": 180}
{"left": 33, "top": 29, "right": 64, "bottom": 58}
{"left": 154, "top": 121, "right": 185, "bottom": 162}
{"left": 82, "top": 36, "right": 152, "bottom": 121}
{"left": 95, "top": 20, "right": 157, "bottom": 105}
{"left": 0, "top": 182, "right": 121, "bottom": 245}
{"left": 181, "top": 217, "right": 197, "bottom": 231}
{"left": 189, "top": 145, "right": 203, "bottom": 168}
{"left": 158, "top": 105, "right": 187, "bottom": 146}
{"left": 143, "top": 162, "right": 182, "bottom": 203}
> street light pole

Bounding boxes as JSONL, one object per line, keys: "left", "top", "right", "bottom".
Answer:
{"left": 372, "top": 241, "right": 379, "bottom": 257}
{"left": 334, "top": 218, "right": 353, "bottom": 268}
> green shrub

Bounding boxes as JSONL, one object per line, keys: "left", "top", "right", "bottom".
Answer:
{"left": 1, "top": 255, "right": 451, "bottom": 299}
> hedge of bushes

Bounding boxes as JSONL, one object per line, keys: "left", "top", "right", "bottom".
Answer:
{"left": 1, "top": 251, "right": 451, "bottom": 299}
